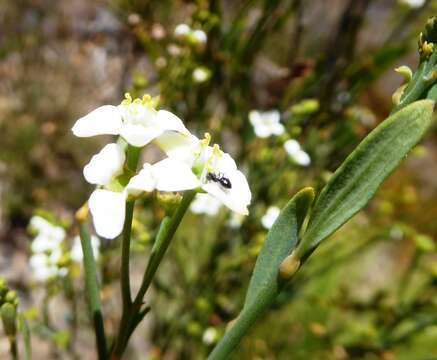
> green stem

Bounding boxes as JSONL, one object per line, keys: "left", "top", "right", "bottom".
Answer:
{"left": 9, "top": 336, "right": 18, "bottom": 360}
{"left": 111, "top": 190, "right": 196, "bottom": 358}
{"left": 79, "top": 223, "right": 108, "bottom": 360}
{"left": 121, "top": 201, "right": 135, "bottom": 309}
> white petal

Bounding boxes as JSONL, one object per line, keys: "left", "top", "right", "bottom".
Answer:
{"left": 88, "top": 189, "right": 127, "bottom": 239}
{"left": 294, "top": 150, "right": 311, "bottom": 166}
{"left": 154, "top": 132, "right": 199, "bottom": 161}
{"left": 83, "top": 143, "right": 126, "bottom": 185}
{"left": 254, "top": 124, "right": 273, "bottom": 138}
{"left": 157, "top": 110, "right": 191, "bottom": 136}
{"left": 125, "top": 164, "right": 156, "bottom": 196}
{"left": 271, "top": 122, "right": 285, "bottom": 136}
{"left": 152, "top": 158, "right": 200, "bottom": 191}
{"left": 72, "top": 105, "right": 122, "bottom": 137}
{"left": 31, "top": 234, "right": 63, "bottom": 253}
{"left": 120, "top": 123, "right": 164, "bottom": 147}
{"left": 190, "top": 193, "right": 222, "bottom": 216}
{"left": 284, "top": 139, "right": 301, "bottom": 155}
{"left": 202, "top": 169, "right": 251, "bottom": 215}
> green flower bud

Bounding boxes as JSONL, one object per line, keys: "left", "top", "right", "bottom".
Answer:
{"left": 0, "top": 303, "right": 17, "bottom": 337}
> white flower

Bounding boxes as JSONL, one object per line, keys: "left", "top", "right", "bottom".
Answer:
{"left": 174, "top": 23, "right": 190, "bottom": 37}
{"left": 83, "top": 143, "right": 126, "bottom": 185}
{"left": 192, "top": 67, "right": 210, "bottom": 83}
{"left": 399, "top": 0, "right": 425, "bottom": 8}
{"left": 227, "top": 212, "right": 245, "bottom": 229}
{"left": 72, "top": 94, "right": 190, "bottom": 148}
{"left": 249, "top": 110, "right": 284, "bottom": 138}
{"left": 152, "top": 133, "right": 252, "bottom": 215}
{"left": 29, "top": 249, "right": 66, "bottom": 282}
{"left": 29, "top": 216, "right": 66, "bottom": 253}
{"left": 202, "top": 327, "right": 218, "bottom": 345}
{"left": 284, "top": 139, "right": 311, "bottom": 166}
{"left": 190, "top": 193, "right": 222, "bottom": 216}
{"left": 192, "top": 29, "right": 207, "bottom": 44}
{"left": 261, "top": 206, "right": 280, "bottom": 229}
{"left": 71, "top": 235, "right": 100, "bottom": 263}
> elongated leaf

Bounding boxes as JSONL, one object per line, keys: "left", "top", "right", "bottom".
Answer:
{"left": 18, "top": 314, "right": 31, "bottom": 360}
{"left": 297, "top": 100, "right": 435, "bottom": 256}
{"left": 243, "top": 187, "right": 314, "bottom": 310}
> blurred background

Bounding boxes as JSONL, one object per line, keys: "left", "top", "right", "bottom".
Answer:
{"left": 1, "top": 0, "right": 437, "bottom": 359}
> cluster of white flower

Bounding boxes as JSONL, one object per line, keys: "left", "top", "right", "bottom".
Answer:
{"left": 29, "top": 216, "right": 101, "bottom": 282}
{"left": 72, "top": 94, "right": 252, "bottom": 239}
{"left": 174, "top": 24, "right": 207, "bottom": 45}
{"left": 29, "top": 216, "right": 67, "bottom": 282}
{"left": 249, "top": 110, "right": 311, "bottom": 166}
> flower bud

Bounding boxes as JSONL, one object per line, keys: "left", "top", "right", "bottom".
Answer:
{"left": 279, "top": 252, "right": 301, "bottom": 281}
{"left": 0, "top": 303, "right": 16, "bottom": 337}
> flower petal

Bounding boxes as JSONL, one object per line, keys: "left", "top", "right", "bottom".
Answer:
{"left": 120, "top": 123, "right": 164, "bottom": 147}
{"left": 202, "top": 169, "right": 251, "bottom": 215}
{"left": 154, "top": 132, "right": 199, "bottom": 161}
{"left": 157, "top": 110, "right": 191, "bottom": 135}
{"left": 190, "top": 193, "right": 222, "bottom": 216}
{"left": 72, "top": 105, "right": 122, "bottom": 137}
{"left": 83, "top": 143, "right": 126, "bottom": 186}
{"left": 125, "top": 164, "right": 156, "bottom": 196}
{"left": 151, "top": 158, "right": 200, "bottom": 191}
{"left": 88, "top": 189, "right": 126, "bottom": 239}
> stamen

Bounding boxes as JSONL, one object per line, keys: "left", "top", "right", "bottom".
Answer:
{"left": 121, "top": 93, "right": 133, "bottom": 105}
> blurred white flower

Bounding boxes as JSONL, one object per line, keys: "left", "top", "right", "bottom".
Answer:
{"left": 174, "top": 23, "right": 190, "bottom": 37}
{"left": 29, "top": 216, "right": 66, "bottom": 253}
{"left": 284, "top": 139, "right": 311, "bottom": 166}
{"left": 227, "top": 212, "right": 245, "bottom": 229}
{"left": 72, "top": 93, "right": 190, "bottom": 147}
{"left": 153, "top": 133, "right": 252, "bottom": 215}
{"left": 249, "top": 110, "right": 284, "bottom": 138}
{"left": 83, "top": 143, "right": 125, "bottom": 186}
{"left": 202, "top": 327, "right": 218, "bottom": 345}
{"left": 173, "top": 24, "right": 207, "bottom": 45}
{"left": 29, "top": 249, "right": 66, "bottom": 282}
{"left": 261, "top": 206, "right": 280, "bottom": 229}
{"left": 192, "top": 67, "right": 210, "bottom": 83}
{"left": 192, "top": 29, "right": 207, "bottom": 44}
{"left": 71, "top": 235, "right": 100, "bottom": 263}
{"left": 399, "top": 0, "right": 425, "bottom": 7}
{"left": 190, "top": 193, "right": 222, "bottom": 216}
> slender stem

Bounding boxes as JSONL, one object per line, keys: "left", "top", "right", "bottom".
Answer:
{"left": 79, "top": 223, "right": 108, "bottom": 360}
{"left": 7, "top": 335, "right": 17, "bottom": 360}
{"left": 133, "top": 190, "right": 196, "bottom": 309}
{"left": 111, "top": 190, "right": 196, "bottom": 358}
{"left": 120, "top": 201, "right": 135, "bottom": 309}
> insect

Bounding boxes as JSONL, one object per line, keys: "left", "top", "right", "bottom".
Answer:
{"left": 206, "top": 172, "right": 232, "bottom": 189}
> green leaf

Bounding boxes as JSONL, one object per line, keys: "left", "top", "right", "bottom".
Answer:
{"left": 297, "top": 100, "right": 435, "bottom": 257}
{"left": 18, "top": 315, "right": 31, "bottom": 360}
{"left": 243, "top": 187, "right": 314, "bottom": 310}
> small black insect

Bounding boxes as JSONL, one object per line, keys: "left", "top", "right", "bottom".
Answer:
{"left": 206, "top": 172, "right": 232, "bottom": 189}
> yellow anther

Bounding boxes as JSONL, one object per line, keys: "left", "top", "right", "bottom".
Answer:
{"left": 212, "top": 143, "right": 222, "bottom": 157}
{"left": 121, "top": 92, "right": 133, "bottom": 105}
{"left": 201, "top": 132, "right": 211, "bottom": 146}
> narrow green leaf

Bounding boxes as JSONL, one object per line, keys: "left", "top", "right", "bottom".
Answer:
{"left": 208, "top": 188, "right": 314, "bottom": 360}
{"left": 18, "top": 315, "right": 31, "bottom": 360}
{"left": 243, "top": 187, "right": 314, "bottom": 310}
{"left": 297, "top": 100, "right": 435, "bottom": 257}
